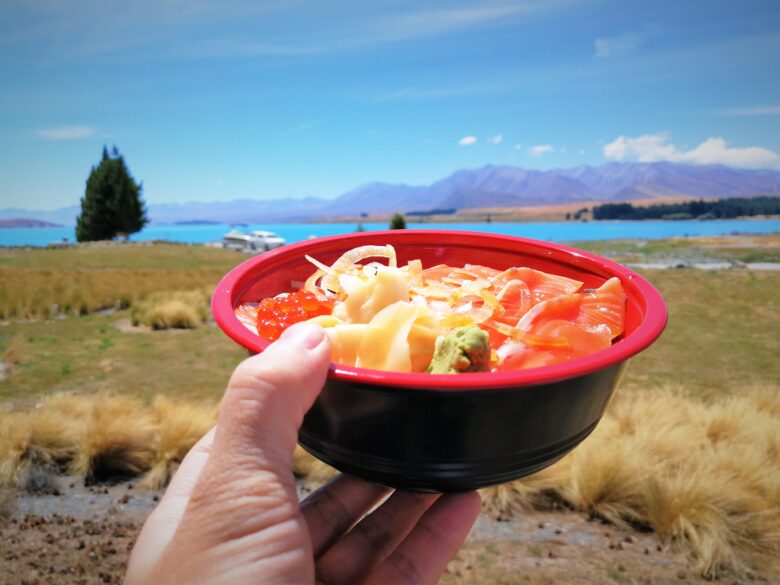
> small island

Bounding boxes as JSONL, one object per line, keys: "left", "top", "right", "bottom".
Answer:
{"left": 0, "top": 218, "right": 64, "bottom": 228}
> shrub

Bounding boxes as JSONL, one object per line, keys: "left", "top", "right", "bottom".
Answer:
{"left": 131, "top": 289, "right": 210, "bottom": 330}
{"left": 389, "top": 213, "right": 407, "bottom": 229}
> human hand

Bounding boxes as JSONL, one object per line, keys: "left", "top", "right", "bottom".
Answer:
{"left": 125, "top": 322, "right": 481, "bottom": 584}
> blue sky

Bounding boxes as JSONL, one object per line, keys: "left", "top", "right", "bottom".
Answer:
{"left": 1, "top": 0, "right": 779, "bottom": 209}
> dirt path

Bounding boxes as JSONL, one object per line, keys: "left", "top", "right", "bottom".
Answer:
{"left": 1, "top": 477, "right": 774, "bottom": 585}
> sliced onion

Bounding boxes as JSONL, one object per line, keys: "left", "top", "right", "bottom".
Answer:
{"left": 405, "top": 259, "right": 424, "bottom": 287}
{"left": 318, "top": 244, "right": 397, "bottom": 292}
{"left": 303, "top": 269, "right": 334, "bottom": 300}
{"left": 438, "top": 314, "right": 474, "bottom": 328}
{"left": 447, "top": 288, "right": 501, "bottom": 324}
{"left": 410, "top": 284, "right": 456, "bottom": 300}
{"left": 235, "top": 302, "right": 259, "bottom": 333}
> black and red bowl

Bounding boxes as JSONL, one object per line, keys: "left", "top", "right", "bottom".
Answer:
{"left": 212, "top": 230, "right": 667, "bottom": 492}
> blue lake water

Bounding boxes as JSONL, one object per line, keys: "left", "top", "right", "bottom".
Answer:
{"left": 2, "top": 219, "right": 779, "bottom": 248}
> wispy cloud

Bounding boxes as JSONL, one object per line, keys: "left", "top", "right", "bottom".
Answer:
{"left": 371, "top": 83, "right": 505, "bottom": 102}
{"left": 385, "top": 5, "right": 532, "bottom": 41}
{"left": 286, "top": 114, "right": 338, "bottom": 135}
{"left": 594, "top": 32, "right": 643, "bottom": 58}
{"left": 35, "top": 125, "right": 94, "bottom": 140}
{"left": 458, "top": 136, "right": 478, "bottom": 146}
{"left": 489, "top": 134, "right": 503, "bottom": 144}
{"left": 715, "top": 104, "right": 780, "bottom": 116}
{"left": 604, "top": 132, "right": 780, "bottom": 170}
{"left": 529, "top": 144, "right": 554, "bottom": 156}
{"left": 29, "top": 2, "right": 558, "bottom": 63}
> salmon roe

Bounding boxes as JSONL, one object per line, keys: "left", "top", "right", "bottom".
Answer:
{"left": 256, "top": 290, "right": 334, "bottom": 341}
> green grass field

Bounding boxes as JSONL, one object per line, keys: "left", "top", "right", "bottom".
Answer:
{"left": 574, "top": 232, "right": 780, "bottom": 264}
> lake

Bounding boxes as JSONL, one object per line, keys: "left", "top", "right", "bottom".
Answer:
{"left": 1, "top": 219, "right": 779, "bottom": 247}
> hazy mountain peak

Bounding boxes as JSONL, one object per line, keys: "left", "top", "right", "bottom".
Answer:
{"left": 3, "top": 162, "right": 778, "bottom": 225}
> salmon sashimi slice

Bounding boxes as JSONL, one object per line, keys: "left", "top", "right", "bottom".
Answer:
{"left": 491, "top": 267, "right": 583, "bottom": 305}
{"left": 494, "top": 319, "right": 614, "bottom": 372}
{"left": 494, "top": 279, "right": 533, "bottom": 324}
{"left": 515, "top": 277, "right": 626, "bottom": 339}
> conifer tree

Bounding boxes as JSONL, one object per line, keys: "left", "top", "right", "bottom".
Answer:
{"left": 76, "top": 146, "right": 148, "bottom": 241}
{"left": 389, "top": 213, "right": 406, "bottom": 230}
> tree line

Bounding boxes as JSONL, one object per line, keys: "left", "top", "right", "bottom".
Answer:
{"left": 592, "top": 196, "right": 780, "bottom": 221}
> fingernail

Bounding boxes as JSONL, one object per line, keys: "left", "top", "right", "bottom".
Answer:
{"left": 280, "top": 322, "right": 326, "bottom": 349}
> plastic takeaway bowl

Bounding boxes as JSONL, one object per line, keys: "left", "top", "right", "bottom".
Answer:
{"left": 212, "top": 230, "right": 667, "bottom": 492}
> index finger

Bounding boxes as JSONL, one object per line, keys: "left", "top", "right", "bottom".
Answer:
{"left": 301, "top": 474, "right": 392, "bottom": 557}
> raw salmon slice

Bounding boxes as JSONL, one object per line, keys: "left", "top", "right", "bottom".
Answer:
{"left": 492, "top": 267, "right": 583, "bottom": 305}
{"left": 494, "top": 279, "right": 533, "bottom": 324}
{"left": 516, "top": 277, "right": 626, "bottom": 339}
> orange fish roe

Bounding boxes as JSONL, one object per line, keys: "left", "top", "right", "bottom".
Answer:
{"left": 256, "top": 289, "right": 334, "bottom": 341}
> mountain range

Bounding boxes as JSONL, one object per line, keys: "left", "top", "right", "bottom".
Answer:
{"left": 3, "top": 162, "right": 780, "bottom": 226}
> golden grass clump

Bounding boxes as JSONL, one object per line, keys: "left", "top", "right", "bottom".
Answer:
{"left": 68, "top": 394, "right": 158, "bottom": 481}
{"left": 131, "top": 289, "right": 210, "bottom": 330}
{"left": 478, "top": 385, "right": 780, "bottom": 578}
{"left": 0, "top": 392, "right": 218, "bottom": 489}
{"left": 139, "top": 396, "right": 218, "bottom": 490}
{"left": 2, "top": 335, "right": 24, "bottom": 372}
{"left": 293, "top": 445, "right": 338, "bottom": 484}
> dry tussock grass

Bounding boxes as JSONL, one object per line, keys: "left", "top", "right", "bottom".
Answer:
{"left": 293, "top": 445, "right": 338, "bottom": 483}
{"left": 131, "top": 289, "right": 210, "bottom": 330}
{"left": 2, "top": 335, "right": 24, "bottom": 372}
{"left": 0, "top": 392, "right": 216, "bottom": 489}
{"left": 0, "top": 267, "right": 225, "bottom": 320}
{"left": 139, "top": 396, "right": 218, "bottom": 489}
{"left": 475, "top": 385, "right": 780, "bottom": 578}
{"left": 2, "top": 386, "right": 777, "bottom": 577}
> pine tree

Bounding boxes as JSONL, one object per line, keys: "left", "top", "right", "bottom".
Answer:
{"left": 76, "top": 146, "right": 148, "bottom": 242}
{"left": 389, "top": 213, "right": 406, "bottom": 230}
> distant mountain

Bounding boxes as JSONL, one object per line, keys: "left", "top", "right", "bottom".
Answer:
{"left": 3, "top": 162, "right": 779, "bottom": 225}
{"left": 0, "top": 205, "right": 80, "bottom": 226}
{"left": 147, "top": 196, "right": 330, "bottom": 224}
{"left": 0, "top": 218, "right": 63, "bottom": 228}
{"left": 556, "top": 162, "right": 780, "bottom": 200}
{"left": 429, "top": 165, "right": 595, "bottom": 208}
{"left": 321, "top": 182, "right": 425, "bottom": 216}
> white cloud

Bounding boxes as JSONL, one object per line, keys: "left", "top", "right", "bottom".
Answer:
{"left": 458, "top": 136, "right": 478, "bottom": 146}
{"left": 529, "top": 144, "right": 554, "bottom": 156}
{"left": 716, "top": 104, "right": 780, "bottom": 116}
{"left": 35, "top": 125, "right": 95, "bottom": 140}
{"left": 603, "top": 132, "right": 780, "bottom": 170}
{"left": 489, "top": 134, "right": 503, "bottom": 144}
{"left": 594, "top": 32, "right": 641, "bottom": 58}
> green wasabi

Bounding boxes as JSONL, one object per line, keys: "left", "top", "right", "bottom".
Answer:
{"left": 427, "top": 325, "right": 491, "bottom": 374}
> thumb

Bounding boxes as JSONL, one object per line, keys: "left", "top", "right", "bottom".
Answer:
{"left": 153, "top": 322, "right": 331, "bottom": 583}
{"left": 213, "top": 321, "right": 331, "bottom": 472}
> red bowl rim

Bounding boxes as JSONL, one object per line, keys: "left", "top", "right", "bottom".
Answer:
{"left": 211, "top": 230, "right": 667, "bottom": 390}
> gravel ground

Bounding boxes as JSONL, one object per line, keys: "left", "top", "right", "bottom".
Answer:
{"left": 1, "top": 477, "right": 775, "bottom": 585}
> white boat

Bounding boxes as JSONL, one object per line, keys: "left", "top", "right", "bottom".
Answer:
{"left": 222, "top": 229, "right": 285, "bottom": 252}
